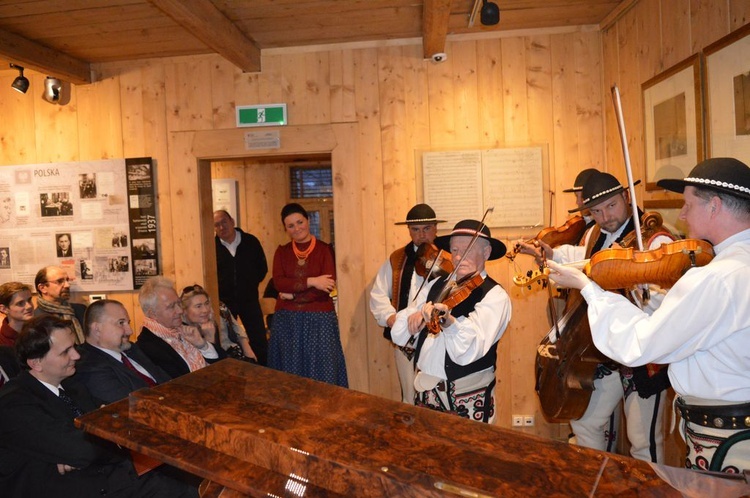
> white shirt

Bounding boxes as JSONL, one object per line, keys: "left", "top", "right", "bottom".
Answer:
{"left": 369, "top": 244, "right": 425, "bottom": 327}
{"left": 390, "top": 271, "right": 511, "bottom": 383}
{"left": 219, "top": 230, "right": 242, "bottom": 257}
{"left": 582, "top": 228, "right": 750, "bottom": 402}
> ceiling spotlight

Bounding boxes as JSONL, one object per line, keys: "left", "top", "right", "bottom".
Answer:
{"left": 9, "top": 63, "right": 30, "bottom": 94}
{"left": 481, "top": 0, "right": 500, "bottom": 26}
{"left": 42, "top": 76, "right": 62, "bottom": 104}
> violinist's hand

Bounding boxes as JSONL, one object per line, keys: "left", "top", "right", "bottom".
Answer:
{"left": 514, "top": 239, "right": 553, "bottom": 266}
{"left": 432, "top": 302, "right": 455, "bottom": 328}
{"left": 407, "top": 311, "right": 424, "bottom": 335}
{"left": 546, "top": 260, "right": 591, "bottom": 290}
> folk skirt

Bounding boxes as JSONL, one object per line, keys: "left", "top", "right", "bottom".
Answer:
{"left": 268, "top": 309, "right": 348, "bottom": 388}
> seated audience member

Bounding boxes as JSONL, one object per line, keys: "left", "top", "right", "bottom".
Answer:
{"left": 136, "top": 276, "right": 226, "bottom": 379}
{"left": 34, "top": 266, "right": 87, "bottom": 343}
{"left": 0, "top": 315, "right": 197, "bottom": 497}
{"left": 0, "top": 345, "right": 20, "bottom": 386}
{"left": 180, "top": 284, "right": 257, "bottom": 363}
{"left": 76, "top": 299, "right": 171, "bottom": 405}
{"left": 0, "top": 281, "right": 35, "bottom": 347}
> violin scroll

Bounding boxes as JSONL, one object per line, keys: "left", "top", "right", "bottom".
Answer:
{"left": 512, "top": 266, "right": 550, "bottom": 289}
{"left": 415, "top": 243, "right": 453, "bottom": 279}
{"left": 506, "top": 215, "right": 587, "bottom": 261}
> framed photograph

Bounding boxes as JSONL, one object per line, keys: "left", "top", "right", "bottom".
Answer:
{"left": 642, "top": 54, "right": 704, "bottom": 190}
{"left": 704, "top": 23, "right": 750, "bottom": 164}
{"left": 643, "top": 199, "right": 687, "bottom": 238}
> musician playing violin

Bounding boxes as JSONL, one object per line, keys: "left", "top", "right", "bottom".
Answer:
{"left": 548, "top": 158, "right": 750, "bottom": 474}
{"left": 369, "top": 204, "right": 446, "bottom": 403}
{"left": 390, "top": 220, "right": 511, "bottom": 423}
{"left": 562, "top": 168, "right": 599, "bottom": 231}
{"left": 516, "top": 171, "right": 674, "bottom": 463}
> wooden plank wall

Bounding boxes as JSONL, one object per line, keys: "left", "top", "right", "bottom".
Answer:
{"left": 0, "top": 2, "right": 747, "bottom": 449}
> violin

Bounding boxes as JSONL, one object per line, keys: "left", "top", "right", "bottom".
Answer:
{"left": 427, "top": 273, "right": 484, "bottom": 334}
{"left": 506, "top": 215, "right": 587, "bottom": 261}
{"left": 415, "top": 243, "right": 453, "bottom": 279}
{"left": 513, "top": 239, "right": 714, "bottom": 291}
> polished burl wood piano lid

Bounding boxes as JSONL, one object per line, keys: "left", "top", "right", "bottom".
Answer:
{"left": 75, "top": 360, "right": 750, "bottom": 497}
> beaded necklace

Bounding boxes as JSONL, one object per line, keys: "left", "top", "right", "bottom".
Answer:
{"left": 292, "top": 236, "right": 316, "bottom": 266}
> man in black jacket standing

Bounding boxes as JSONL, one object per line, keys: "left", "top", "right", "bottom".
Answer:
{"left": 214, "top": 210, "right": 268, "bottom": 365}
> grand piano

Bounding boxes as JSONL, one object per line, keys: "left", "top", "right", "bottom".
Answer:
{"left": 76, "top": 360, "right": 750, "bottom": 497}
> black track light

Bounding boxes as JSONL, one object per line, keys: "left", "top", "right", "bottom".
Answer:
{"left": 10, "top": 63, "right": 30, "bottom": 94}
{"left": 481, "top": 0, "right": 500, "bottom": 26}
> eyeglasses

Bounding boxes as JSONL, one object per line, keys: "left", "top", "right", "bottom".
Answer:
{"left": 45, "top": 277, "right": 71, "bottom": 285}
{"left": 180, "top": 284, "right": 205, "bottom": 297}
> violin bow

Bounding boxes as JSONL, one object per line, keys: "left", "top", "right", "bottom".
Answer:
{"left": 611, "top": 85, "right": 649, "bottom": 301}
{"left": 611, "top": 85, "right": 645, "bottom": 253}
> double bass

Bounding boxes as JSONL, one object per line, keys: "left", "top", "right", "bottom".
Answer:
{"left": 533, "top": 224, "right": 713, "bottom": 421}
{"left": 533, "top": 87, "right": 711, "bottom": 422}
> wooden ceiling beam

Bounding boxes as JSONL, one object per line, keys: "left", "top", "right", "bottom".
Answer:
{"left": 0, "top": 27, "right": 92, "bottom": 85}
{"left": 422, "top": 0, "right": 452, "bottom": 59}
{"left": 148, "top": 0, "right": 261, "bottom": 73}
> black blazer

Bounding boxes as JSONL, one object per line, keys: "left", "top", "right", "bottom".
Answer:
{"left": 0, "top": 371, "right": 134, "bottom": 497}
{"left": 75, "top": 342, "right": 172, "bottom": 405}
{"left": 136, "top": 326, "right": 226, "bottom": 379}
{"left": 0, "top": 345, "right": 20, "bottom": 381}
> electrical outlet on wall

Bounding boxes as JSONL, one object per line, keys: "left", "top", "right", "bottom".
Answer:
{"left": 512, "top": 415, "right": 523, "bottom": 427}
{"left": 524, "top": 415, "right": 535, "bottom": 427}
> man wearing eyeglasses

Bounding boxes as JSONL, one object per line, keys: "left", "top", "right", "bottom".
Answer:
{"left": 34, "top": 266, "right": 87, "bottom": 344}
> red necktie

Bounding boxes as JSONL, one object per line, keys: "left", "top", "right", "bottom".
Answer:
{"left": 121, "top": 353, "right": 157, "bottom": 387}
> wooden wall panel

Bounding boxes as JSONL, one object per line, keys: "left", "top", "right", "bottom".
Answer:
{"left": 660, "top": 0, "right": 693, "bottom": 69}
{"left": 451, "top": 41, "right": 480, "bottom": 145}
{"left": 329, "top": 49, "right": 357, "bottom": 123}
{"left": 690, "top": 0, "right": 730, "bottom": 52}
{"left": 210, "top": 58, "right": 239, "bottom": 130}
{"left": 0, "top": 74, "right": 37, "bottom": 163}
{"left": 475, "top": 38, "right": 505, "bottom": 145}
{"left": 575, "top": 32, "right": 605, "bottom": 191}
{"left": 500, "top": 37, "right": 529, "bottom": 143}
{"left": 164, "top": 59, "right": 214, "bottom": 132}
{"left": 76, "top": 76, "right": 123, "bottom": 160}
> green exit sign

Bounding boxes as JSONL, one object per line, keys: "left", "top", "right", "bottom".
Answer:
{"left": 236, "top": 104, "right": 287, "bottom": 127}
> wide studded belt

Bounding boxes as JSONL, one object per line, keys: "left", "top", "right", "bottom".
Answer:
{"left": 677, "top": 398, "right": 750, "bottom": 430}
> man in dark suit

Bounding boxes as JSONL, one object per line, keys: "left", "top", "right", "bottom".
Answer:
{"left": 0, "top": 345, "right": 20, "bottom": 386}
{"left": 136, "top": 276, "right": 225, "bottom": 379}
{"left": 76, "top": 299, "right": 171, "bottom": 405}
{"left": 0, "top": 314, "right": 196, "bottom": 497}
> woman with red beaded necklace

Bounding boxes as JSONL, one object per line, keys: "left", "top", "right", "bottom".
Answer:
{"left": 268, "top": 203, "right": 348, "bottom": 387}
